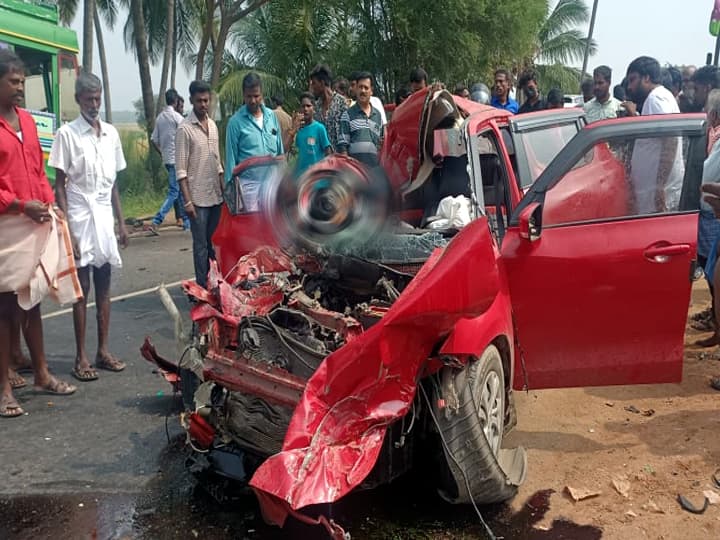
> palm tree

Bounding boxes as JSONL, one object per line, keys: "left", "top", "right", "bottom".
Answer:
{"left": 82, "top": 0, "right": 95, "bottom": 71}
{"left": 156, "top": 0, "right": 175, "bottom": 113}
{"left": 530, "top": 0, "right": 598, "bottom": 93}
{"left": 129, "top": 0, "right": 155, "bottom": 132}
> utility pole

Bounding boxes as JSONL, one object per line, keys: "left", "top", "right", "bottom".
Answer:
{"left": 580, "top": 0, "right": 599, "bottom": 88}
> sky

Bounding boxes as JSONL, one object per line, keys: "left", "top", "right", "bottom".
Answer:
{"left": 71, "top": 0, "right": 720, "bottom": 111}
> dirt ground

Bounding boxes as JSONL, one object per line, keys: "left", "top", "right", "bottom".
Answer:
{"left": 503, "top": 280, "right": 720, "bottom": 540}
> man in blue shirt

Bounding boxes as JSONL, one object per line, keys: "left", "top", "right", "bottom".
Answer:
{"left": 225, "top": 72, "right": 283, "bottom": 183}
{"left": 490, "top": 69, "right": 519, "bottom": 114}
{"left": 293, "top": 92, "right": 332, "bottom": 174}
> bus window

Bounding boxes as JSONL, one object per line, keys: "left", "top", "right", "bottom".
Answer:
{"left": 59, "top": 53, "right": 79, "bottom": 123}
{"left": 14, "top": 45, "right": 53, "bottom": 113}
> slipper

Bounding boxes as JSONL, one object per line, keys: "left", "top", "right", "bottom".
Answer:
{"left": 0, "top": 403, "right": 24, "bottom": 418}
{"left": 10, "top": 373, "right": 27, "bottom": 390}
{"left": 677, "top": 494, "right": 710, "bottom": 514}
{"left": 71, "top": 367, "right": 98, "bottom": 382}
{"left": 712, "top": 469, "right": 720, "bottom": 490}
{"left": 710, "top": 377, "right": 720, "bottom": 391}
{"left": 34, "top": 377, "right": 77, "bottom": 396}
{"left": 95, "top": 357, "right": 126, "bottom": 372}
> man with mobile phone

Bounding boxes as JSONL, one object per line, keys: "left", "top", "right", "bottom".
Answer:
{"left": 290, "top": 93, "right": 332, "bottom": 174}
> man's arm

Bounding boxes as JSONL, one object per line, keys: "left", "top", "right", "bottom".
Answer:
{"left": 337, "top": 110, "right": 350, "bottom": 155}
{"left": 111, "top": 183, "right": 128, "bottom": 248}
{"left": 225, "top": 118, "right": 237, "bottom": 183}
{"left": 175, "top": 126, "right": 196, "bottom": 219}
{"left": 655, "top": 136, "right": 680, "bottom": 211}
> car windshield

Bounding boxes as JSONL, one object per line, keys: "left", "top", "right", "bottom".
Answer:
{"left": 515, "top": 122, "right": 579, "bottom": 188}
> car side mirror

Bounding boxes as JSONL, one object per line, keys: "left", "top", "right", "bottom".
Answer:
{"left": 519, "top": 202, "right": 542, "bottom": 241}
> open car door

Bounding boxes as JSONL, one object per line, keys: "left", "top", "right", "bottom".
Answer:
{"left": 501, "top": 115, "right": 707, "bottom": 390}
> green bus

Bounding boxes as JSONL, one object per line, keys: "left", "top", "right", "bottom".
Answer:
{"left": 0, "top": 0, "right": 80, "bottom": 178}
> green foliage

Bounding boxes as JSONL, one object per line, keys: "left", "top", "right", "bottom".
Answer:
{"left": 116, "top": 129, "right": 166, "bottom": 197}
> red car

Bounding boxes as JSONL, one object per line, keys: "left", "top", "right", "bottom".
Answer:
{"left": 148, "top": 88, "right": 706, "bottom": 537}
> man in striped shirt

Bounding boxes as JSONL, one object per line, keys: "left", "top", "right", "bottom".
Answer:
{"left": 338, "top": 72, "right": 383, "bottom": 167}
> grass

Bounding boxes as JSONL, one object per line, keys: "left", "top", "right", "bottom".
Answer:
{"left": 122, "top": 191, "right": 166, "bottom": 221}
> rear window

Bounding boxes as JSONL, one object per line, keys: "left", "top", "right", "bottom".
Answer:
{"left": 515, "top": 122, "right": 579, "bottom": 188}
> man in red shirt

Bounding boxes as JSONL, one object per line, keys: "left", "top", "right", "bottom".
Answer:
{"left": 0, "top": 49, "right": 76, "bottom": 418}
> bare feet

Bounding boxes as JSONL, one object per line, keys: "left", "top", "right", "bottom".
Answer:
{"left": 95, "top": 352, "right": 126, "bottom": 372}
{"left": 0, "top": 391, "right": 24, "bottom": 418}
{"left": 8, "top": 368, "right": 26, "bottom": 389}
{"left": 33, "top": 375, "right": 76, "bottom": 395}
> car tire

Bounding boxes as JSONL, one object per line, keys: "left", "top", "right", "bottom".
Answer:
{"left": 432, "top": 344, "right": 527, "bottom": 505}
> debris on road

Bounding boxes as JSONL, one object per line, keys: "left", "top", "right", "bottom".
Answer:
{"left": 625, "top": 510, "right": 638, "bottom": 518}
{"left": 565, "top": 485, "right": 602, "bottom": 502}
{"left": 612, "top": 476, "right": 631, "bottom": 498}
{"left": 703, "top": 489, "right": 720, "bottom": 505}
{"left": 642, "top": 500, "right": 665, "bottom": 514}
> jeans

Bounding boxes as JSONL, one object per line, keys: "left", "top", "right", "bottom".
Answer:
{"left": 153, "top": 164, "right": 190, "bottom": 229}
{"left": 190, "top": 204, "right": 222, "bottom": 288}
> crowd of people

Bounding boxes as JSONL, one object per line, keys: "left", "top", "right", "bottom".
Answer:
{"left": 4, "top": 45, "right": 720, "bottom": 418}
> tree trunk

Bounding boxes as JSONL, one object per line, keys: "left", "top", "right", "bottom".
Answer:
{"left": 195, "top": 0, "right": 214, "bottom": 80}
{"left": 171, "top": 4, "right": 178, "bottom": 88}
{"left": 93, "top": 5, "right": 112, "bottom": 123}
{"left": 82, "top": 0, "right": 96, "bottom": 71}
{"left": 157, "top": 0, "right": 175, "bottom": 112}
{"left": 130, "top": 0, "right": 155, "bottom": 133}
{"left": 210, "top": 21, "right": 230, "bottom": 88}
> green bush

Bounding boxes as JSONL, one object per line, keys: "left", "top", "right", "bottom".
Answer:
{"left": 116, "top": 128, "right": 166, "bottom": 196}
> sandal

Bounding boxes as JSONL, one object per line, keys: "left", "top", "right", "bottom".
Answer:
{"left": 34, "top": 376, "right": 77, "bottom": 396}
{"left": 71, "top": 366, "right": 98, "bottom": 382}
{"left": 96, "top": 355, "right": 126, "bottom": 372}
{"left": 9, "top": 371, "right": 27, "bottom": 390}
{"left": 711, "top": 377, "right": 720, "bottom": 391}
{"left": 0, "top": 402, "right": 24, "bottom": 418}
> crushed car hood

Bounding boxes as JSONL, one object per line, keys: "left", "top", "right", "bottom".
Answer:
{"left": 249, "top": 217, "right": 501, "bottom": 525}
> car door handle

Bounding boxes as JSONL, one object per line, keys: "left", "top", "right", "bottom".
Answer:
{"left": 644, "top": 243, "right": 691, "bottom": 262}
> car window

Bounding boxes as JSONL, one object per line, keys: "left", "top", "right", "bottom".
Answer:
{"left": 542, "top": 132, "right": 694, "bottom": 227}
{"left": 515, "top": 122, "right": 579, "bottom": 188}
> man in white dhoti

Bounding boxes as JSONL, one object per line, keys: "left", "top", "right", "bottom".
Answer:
{"left": 0, "top": 50, "right": 78, "bottom": 417}
{"left": 50, "top": 72, "right": 129, "bottom": 382}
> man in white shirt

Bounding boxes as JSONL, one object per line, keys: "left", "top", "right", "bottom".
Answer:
{"left": 147, "top": 88, "right": 188, "bottom": 234}
{"left": 583, "top": 65, "right": 623, "bottom": 123}
{"left": 50, "top": 72, "right": 128, "bottom": 382}
{"left": 626, "top": 56, "right": 684, "bottom": 214}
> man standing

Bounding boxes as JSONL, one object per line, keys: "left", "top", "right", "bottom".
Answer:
{"left": 517, "top": 70, "right": 545, "bottom": 113}
{"left": 678, "top": 65, "right": 699, "bottom": 113}
{"left": 291, "top": 92, "right": 332, "bottom": 174}
{"left": 0, "top": 50, "right": 77, "bottom": 415}
{"left": 490, "top": 69, "right": 518, "bottom": 114}
{"left": 409, "top": 67, "right": 428, "bottom": 93}
{"left": 339, "top": 72, "right": 383, "bottom": 167}
{"left": 176, "top": 80, "right": 224, "bottom": 289}
{"left": 146, "top": 88, "right": 188, "bottom": 235}
{"left": 625, "top": 56, "right": 683, "bottom": 214}
{"left": 270, "top": 95, "right": 293, "bottom": 153}
{"left": 310, "top": 64, "right": 347, "bottom": 152}
{"left": 583, "top": 65, "right": 623, "bottom": 123}
{"left": 349, "top": 71, "right": 388, "bottom": 126}
{"left": 50, "top": 72, "right": 128, "bottom": 382}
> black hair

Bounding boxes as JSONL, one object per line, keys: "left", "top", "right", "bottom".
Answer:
{"left": 662, "top": 66, "right": 682, "bottom": 93}
{"left": 581, "top": 78, "right": 594, "bottom": 93}
{"left": 395, "top": 85, "right": 411, "bottom": 106}
{"left": 0, "top": 49, "right": 23, "bottom": 79}
{"left": 453, "top": 83, "right": 468, "bottom": 96}
{"left": 271, "top": 95, "right": 283, "bottom": 107}
{"left": 626, "top": 56, "right": 662, "bottom": 84}
{"left": 299, "top": 92, "right": 315, "bottom": 104}
{"left": 692, "top": 65, "right": 720, "bottom": 88}
{"left": 165, "top": 88, "right": 179, "bottom": 106}
{"left": 613, "top": 84, "right": 626, "bottom": 101}
{"left": 410, "top": 67, "right": 427, "bottom": 84}
{"left": 242, "top": 72, "right": 262, "bottom": 92}
{"left": 349, "top": 71, "right": 362, "bottom": 83}
{"left": 189, "top": 80, "right": 211, "bottom": 96}
{"left": 334, "top": 77, "right": 349, "bottom": 95}
{"left": 310, "top": 64, "right": 333, "bottom": 87}
{"left": 593, "top": 65, "right": 612, "bottom": 83}
{"left": 517, "top": 70, "right": 537, "bottom": 89}
{"left": 355, "top": 71, "right": 373, "bottom": 85}
{"left": 494, "top": 69, "right": 511, "bottom": 81}
{"left": 547, "top": 88, "right": 564, "bottom": 106}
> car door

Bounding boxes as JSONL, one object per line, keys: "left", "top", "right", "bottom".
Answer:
{"left": 501, "top": 115, "right": 707, "bottom": 390}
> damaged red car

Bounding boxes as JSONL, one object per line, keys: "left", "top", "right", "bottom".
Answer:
{"left": 143, "top": 88, "right": 706, "bottom": 535}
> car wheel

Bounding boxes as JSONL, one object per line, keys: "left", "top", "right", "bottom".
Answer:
{"left": 432, "top": 344, "right": 527, "bottom": 505}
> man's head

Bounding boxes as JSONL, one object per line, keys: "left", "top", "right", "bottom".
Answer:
{"left": 189, "top": 79, "right": 211, "bottom": 118}
{"left": 662, "top": 66, "right": 682, "bottom": 97}
{"left": 518, "top": 70, "right": 539, "bottom": 102}
{"left": 299, "top": 92, "right": 315, "bottom": 123}
{"left": 581, "top": 78, "right": 594, "bottom": 102}
{"left": 270, "top": 94, "right": 284, "bottom": 109}
{"left": 706, "top": 88, "right": 720, "bottom": 128}
{"left": 453, "top": 83, "right": 469, "bottom": 99}
{"left": 348, "top": 71, "right": 361, "bottom": 99}
{"left": 176, "top": 96, "right": 185, "bottom": 115}
{"left": 334, "top": 78, "right": 350, "bottom": 98}
{"left": 409, "top": 67, "right": 428, "bottom": 92}
{"left": 493, "top": 69, "right": 511, "bottom": 100}
{"left": 546, "top": 88, "right": 564, "bottom": 109}
{"left": 242, "top": 72, "right": 263, "bottom": 115}
{"left": 692, "top": 65, "right": 720, "bottom": 110}
{"left": 592, "top": 65, "right": 612, "bottom": 101}
{"left": 165, "top": 88, "right": 180, "bottom": 107}
{"left": 309, "top": 64, "right": 333, "bottom": 99}
{"left": 625, "top": 56, "right": 662, "bottom": 103}
{"left": 682, "top": 65, "right": 697, "bottom": 97}
{"left": 613, "top": 83, "right": 626, "bottom": 102}
{"left": 75, "top": 72, "right": 103, "bottom": 121}
{"left": 355, "top": 71, "right": 373, "bottom": 106}
{"left": 395, "top": 84, "right": 411, "bottom": 106}
{"left": 0, "top": 49, "right": 25, "bottom": 109}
